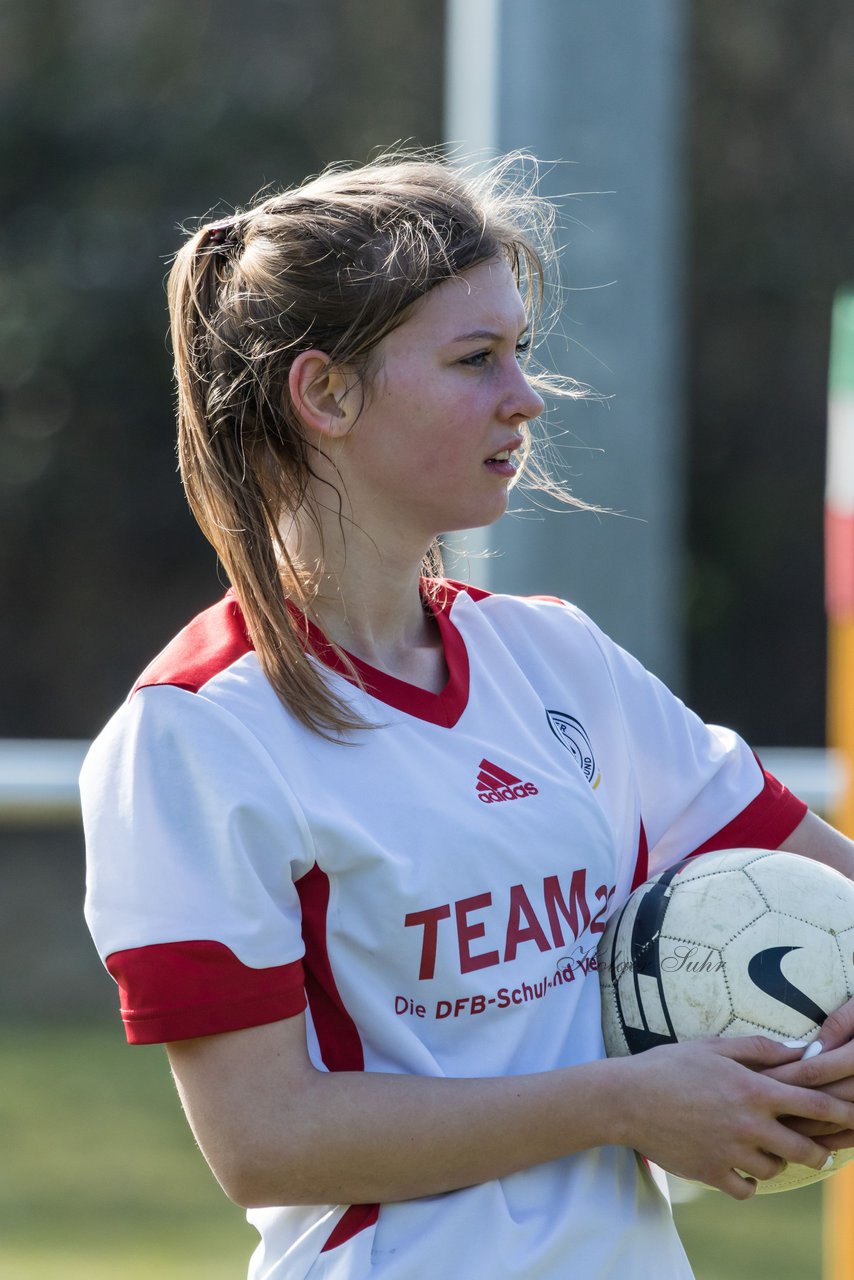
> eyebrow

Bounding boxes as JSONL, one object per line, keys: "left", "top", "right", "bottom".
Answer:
{"left": 448, "top": 327, "right": 529, "bottom": 344}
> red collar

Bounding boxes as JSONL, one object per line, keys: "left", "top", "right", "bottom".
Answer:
{"left": 291, "top": 579, "right": 477, "bottom": 728}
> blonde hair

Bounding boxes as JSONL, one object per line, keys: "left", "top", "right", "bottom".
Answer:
{"left": 167, "top": 149, "right": 587, "bottom": 737}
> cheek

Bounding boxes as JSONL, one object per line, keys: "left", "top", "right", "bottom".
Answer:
{"left": 391, "top": 394, "right": 465, "bottom": 460}
{"left": 359, "top": 373, "right": 482, "bottom": 474}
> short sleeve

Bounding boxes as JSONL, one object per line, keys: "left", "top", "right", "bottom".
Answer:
{"left": 81, "top": 685, "right": 313, "bottom": 1044}
{"left": 572, "top": 610, "right": 807, "bottom": 879}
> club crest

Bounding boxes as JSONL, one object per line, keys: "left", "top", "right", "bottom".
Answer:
{"left": 546, "top": 710, "right": 598, "bottom": 785}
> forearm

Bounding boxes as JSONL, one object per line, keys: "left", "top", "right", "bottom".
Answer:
{"left": 169, "top": 1028, "right": 629, "bottom": 1207}
{"left": 262, "top": 1063, "right": 628, "bottom": 1205}
{"left": 778, "top": 809, "right": 854, "bottom": 879}
{"left": 169, "top": 1021, "right": 854, "bottom": 1209}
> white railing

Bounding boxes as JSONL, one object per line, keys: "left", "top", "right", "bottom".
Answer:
{"left": 0, "top": 739, "right": 91, "bottom": 824}
{"left": 0, "top": 740, "right": 846, "bottom": 826}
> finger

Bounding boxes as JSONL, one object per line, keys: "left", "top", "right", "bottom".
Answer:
{"left": 763, "top": 1060, "right": 812, "bottom": 1085}
{"left": 714, "top": 1035, "right": 805, "bottom": 1070}
{"left": 766, "top": 1122, "right": 842, "bottom": 1172}
{"left": 814, "top": 1075, "right": 854, "bottom": 1103}
{"left": 769, "top": 1045, "right": 854, "bottom": 1089}
{"left": 718, "top": 1169, "right": 757, "bottom": 1201}
{"left": 785, "top": 1117, "right": 847, "bottom": 1138}
{"left": 815, "top": 1130, "right": 854, "bottom": 1151}
{"left": 815, "top": 998, "right": 854, "bottom": 1053}
{"left": 735, "top": 1151, "right": 788, "bottom": 1183}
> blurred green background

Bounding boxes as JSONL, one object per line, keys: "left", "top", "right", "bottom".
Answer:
{"left": 0, "top": 826, "right": 833, "bottom": 1278}
{"left": 1, "top": 1019, "right": 827, "bottom": 1279}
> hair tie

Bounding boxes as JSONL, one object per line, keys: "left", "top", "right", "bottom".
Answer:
{"left": 206, "top": 223, "right": 239, "bottom": 251}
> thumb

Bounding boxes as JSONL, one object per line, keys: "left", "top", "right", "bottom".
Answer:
{"left": 813, "top": 997, "right": 854, "bottom": 1053}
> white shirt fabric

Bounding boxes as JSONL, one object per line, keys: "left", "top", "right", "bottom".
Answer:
{"left": 81, "top": 582, "right": 807, "bottom": 1280}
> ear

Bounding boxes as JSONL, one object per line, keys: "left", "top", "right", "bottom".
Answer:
{"left": 288, "top": 350, "right": 358, "bottom": 440}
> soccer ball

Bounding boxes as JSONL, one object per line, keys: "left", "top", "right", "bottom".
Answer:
{"left": 597, "top": 847, "right": 854, "bottom": 1193}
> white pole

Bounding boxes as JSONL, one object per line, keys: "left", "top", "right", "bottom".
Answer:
{"left": 442, "top": 0, "right": 502, "bottom": 585}
{"left": 443, "top": 0, "right": 686, "bottom": 688}
{"left": 444, "top": 0, "right": 500, "bottom": 157}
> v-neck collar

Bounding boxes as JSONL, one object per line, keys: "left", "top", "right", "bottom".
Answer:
{"left": 296, "top": 580, "right": 472, "bottom": 728}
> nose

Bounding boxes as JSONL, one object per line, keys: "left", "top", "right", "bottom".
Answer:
{"left": 503, "top": 361, "right": 546, "bottom": 423}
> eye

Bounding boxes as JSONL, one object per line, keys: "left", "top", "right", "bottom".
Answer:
{"left": 460, "top": 349, "right": 491, "bottom": 368}
{"left": 459, "top": 336, "right": 532, "bottom": 369}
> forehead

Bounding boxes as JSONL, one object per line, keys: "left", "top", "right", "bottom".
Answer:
{"left": 395, "top": 258, "right": 528, "bottom": 344}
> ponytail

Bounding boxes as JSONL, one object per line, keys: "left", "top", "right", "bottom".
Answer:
{"left": 166, "top": 151, "right": 589, "bottom": 737}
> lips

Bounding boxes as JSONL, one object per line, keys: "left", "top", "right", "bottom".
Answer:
{"left": 484, "top": 442, "right": 522, "bottom": 479}
{"left": 485, "top": 436, "right": 523, "bottom": 465}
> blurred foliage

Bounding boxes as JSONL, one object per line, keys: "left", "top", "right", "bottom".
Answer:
{"left": 1, "top": 0, "right": 852, "bottom": 743}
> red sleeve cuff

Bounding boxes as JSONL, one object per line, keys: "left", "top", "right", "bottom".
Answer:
{"left": 687, "top": 767, "right": 808, "bottom": 860}
{"left": 632, "top": 771, "right": 808, "bottom": 890}
{"left": 106, "top": 939, "right": 307, "bottom": 1045}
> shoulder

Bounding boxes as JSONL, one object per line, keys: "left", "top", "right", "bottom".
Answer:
{"left": 82, "top": 593, "right": 266, "bottom": 803}
{"left": 437, "top": 577, "right": 603, "bottom": 650}
{"left": 436, "top": 577, "right": 579, "bottom": 622}
{"left": 435, "top": 579, "right": 691, "bottom": 727}
{"left": 132, "top": 590, "right": 253, "bottom": 696}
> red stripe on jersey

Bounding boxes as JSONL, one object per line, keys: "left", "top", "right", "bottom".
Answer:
{"left": 295, "top": 864, "right": 365, "bottom": 1071}
{"left": 686, "top": 767, "right": 808, "bottom": 859}
{"left": 631, "top": 819, "right": 650, "bottom": 892}
{"left": 133, "top": 592, "right": 253, "bottom": 694}
{"left": 105, "top": 940, "right": 307, "bottom": 1045}
{"left": 295, "top": 863, "right": 379, "bottom": 1252}
{"left": 323, "top": 1204, "right": 381, "bottom": 1254}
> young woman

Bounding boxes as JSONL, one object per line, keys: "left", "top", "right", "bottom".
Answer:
{"left": 82, "top": 152, "right": 854, "bottom": 1280}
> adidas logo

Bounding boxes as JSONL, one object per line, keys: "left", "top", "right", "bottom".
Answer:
{"left": 476, "top": 758, "right": 539, "bottom": 805}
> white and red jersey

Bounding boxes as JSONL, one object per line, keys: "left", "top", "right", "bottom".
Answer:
{"left": 81, "top": 582, "right": 806, "bottom": 1280}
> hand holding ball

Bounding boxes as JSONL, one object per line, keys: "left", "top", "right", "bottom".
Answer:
{"left": 597, "top": 848, "right": 854, "bottom": 1192}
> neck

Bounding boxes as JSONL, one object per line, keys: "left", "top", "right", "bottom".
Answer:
{"left": 283, "top": 513, "right": 441, "bottom": 671}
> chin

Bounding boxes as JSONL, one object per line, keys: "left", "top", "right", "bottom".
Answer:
{"left": 442, "top": 508, "right": 507, "bottom": 535}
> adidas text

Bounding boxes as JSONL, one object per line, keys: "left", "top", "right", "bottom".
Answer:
{"left": 478, "top": 782, "right": 539, "bottom": 804}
